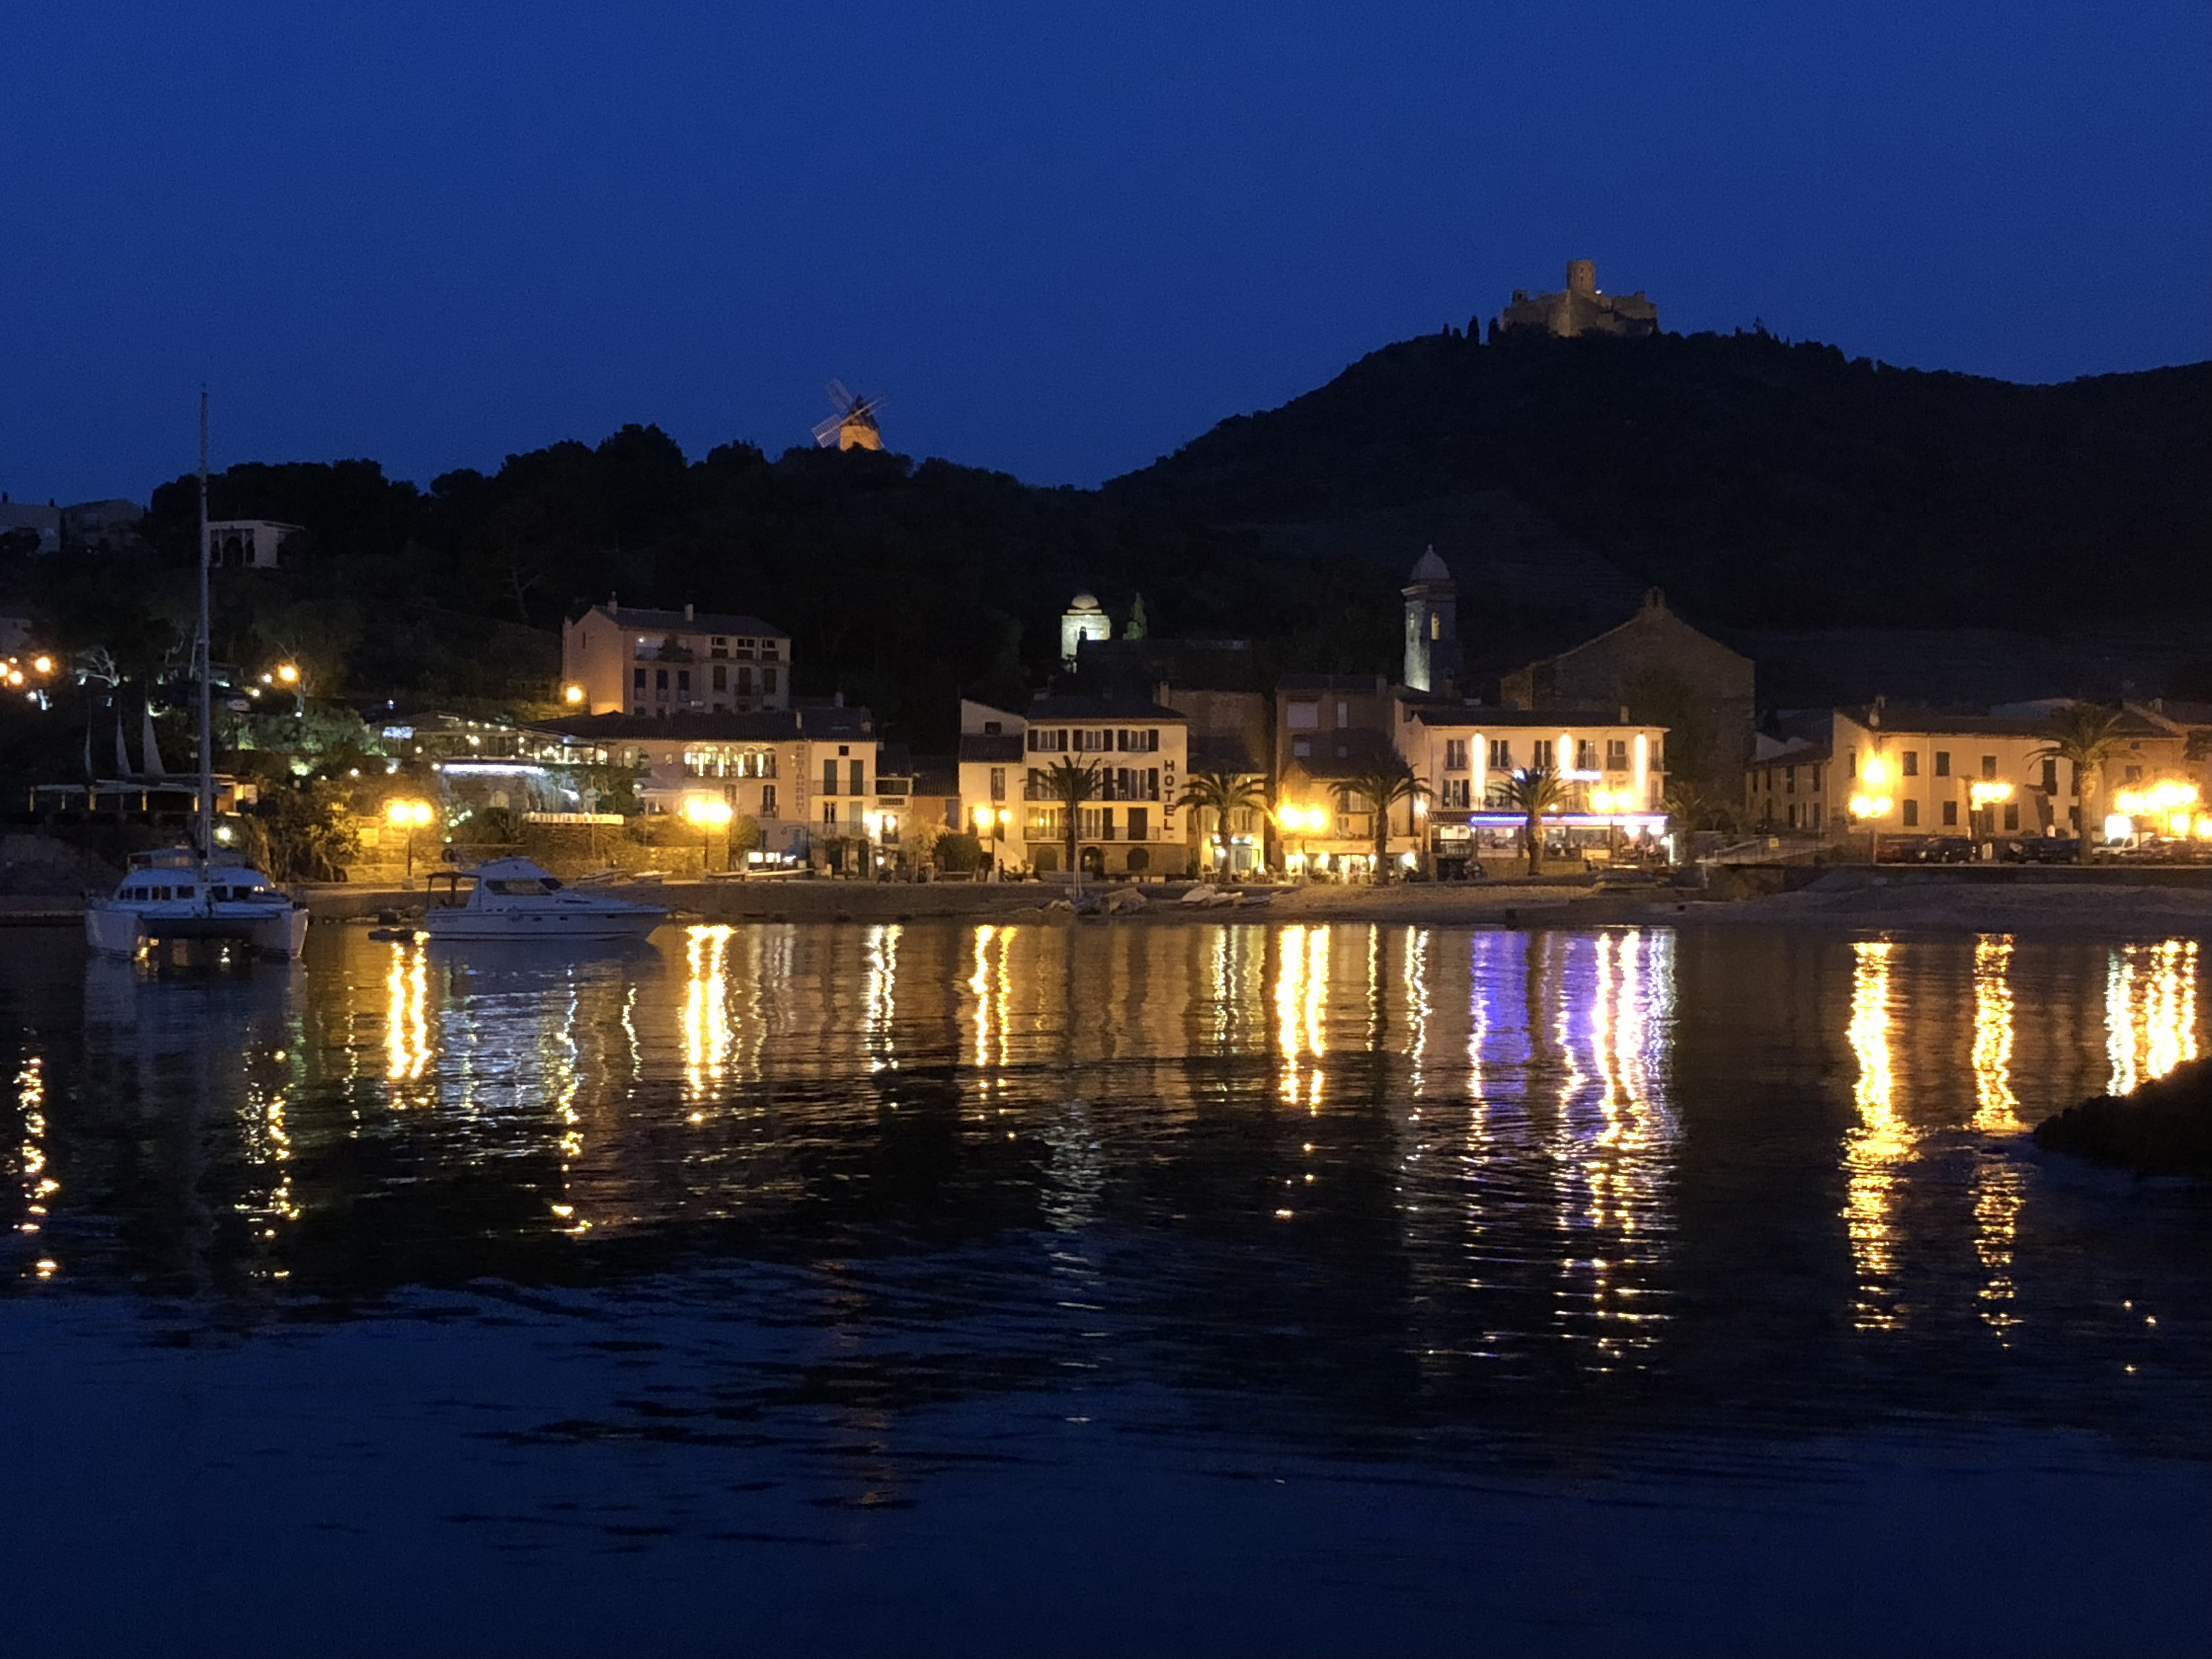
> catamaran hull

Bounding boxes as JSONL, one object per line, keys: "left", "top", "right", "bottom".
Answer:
{"left": 85, "top": 904, "right": 311, "bottom": 958}
{"left": 420, "top": 909, "right": 666, "bottom": 942}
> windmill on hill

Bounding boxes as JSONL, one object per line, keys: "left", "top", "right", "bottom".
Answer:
{"left": 813, "top": 379, "right": 886, "bottom": 451}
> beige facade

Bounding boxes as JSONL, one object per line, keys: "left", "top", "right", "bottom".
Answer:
{"left": 561, "top": 602, "right": 791, "bottom": 718}
{"left": 1016, "top": 695, "right": 1190, "bottom": 877}
{"left": 955, "top": 700, "right": 1026, "bottom": 870}
{"left": 534, "top": 705, "right": 884, "bottom": 866}
{"left": 1829, "top": 705, "right": 2192, "bottom": 842}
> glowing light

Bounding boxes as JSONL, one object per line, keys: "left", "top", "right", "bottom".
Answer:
{"left": 1844, "top": 940, "right": 1908, "bottom": 1331}
{"left": 972, "top": 804, "right": 994, "bottom": 830}
{"left": 682, "top": 795, "right": 734, "bottom": 828}
{"left": 1968, "top": 781, "right": 2013, "bottom": 809}
{"left": 385, "top": 797, "right": 434, "bottom": 827}
{"left": 562, "top": 682, "right": 586, "bottom": 705}
{"left": 385, "top": 942, "right": 430, "bottom": 1084}
{"left": 274, "top": 662, "right": 299, "bottom": 685}
{"left": 2103, "top": 813, "right": 2134, "bottom": 843}
{"left": 32, "top": 655, "right": 53, "bottom": 675}
{"left": 2113, "top": 780, "right": 2198, "bottom": 818}
{"left": 1860, "top": 753, "right": 1889, "bottom": 789}
{"left": 684, "top": 924, "right": 733, "bottom": 1097}
{"left": 1970, "top": 935, "right": 2019, "bottom": 1133}
{"left": 1848, "top": 794, "right": 1892, "bottom": 821}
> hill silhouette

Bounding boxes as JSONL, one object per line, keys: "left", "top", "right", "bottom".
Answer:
{"left": 1108, "top": 326, "right": 2212, "bottom": 635}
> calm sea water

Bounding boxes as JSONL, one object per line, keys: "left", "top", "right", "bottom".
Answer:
{"left": 4, "top": 921, "right": 2209, "bottom": 1655}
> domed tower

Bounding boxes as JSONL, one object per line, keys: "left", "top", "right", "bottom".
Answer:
{"left": 1060, "top": 592, "right": 1110, "bottom": 669}
{"left": 1402, "top": 546, "right": 1459, "bottom": 693}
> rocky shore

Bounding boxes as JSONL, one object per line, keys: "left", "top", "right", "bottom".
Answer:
{"left": 2034, "top": 1056, "right": 2212, "bottom": 1177}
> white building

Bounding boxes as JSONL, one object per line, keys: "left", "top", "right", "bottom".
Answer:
{"left": 1060, "top": 592, "right": 1110, "bottom": 669}
{"left": 205, "top": 519, "right": 301, "bottom": 570}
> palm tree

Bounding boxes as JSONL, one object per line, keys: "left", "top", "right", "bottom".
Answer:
{"left": 2032, "top": 702, "right": 2126, "bottom": 863}
{"left": 1503, "top": 765, "right": 1569, "bottom": 875}
{"left": 1177, "top": 768, "right": 1268, "bottom": 873}
{"left": 1332, "top": 758, "right": 1430, "bottom": 881}
{"left": 1041, "top": 755, "right": 1102, "bottom": 881}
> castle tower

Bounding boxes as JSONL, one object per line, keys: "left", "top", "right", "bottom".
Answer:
{"left": 1566, "top": 258, "right": 1598, "bottom": 297}
{"left": 1401, "top": 546, "right": 1459, "bottom": 693}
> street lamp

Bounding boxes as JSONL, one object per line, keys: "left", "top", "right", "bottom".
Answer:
{"left": 684, "top": 795, "right": 734, "bottom": 874}
{"left": 385, "top": 797, "right": 435, "bottom": 881}
{"left": 561, "top": 683, "right": 586, "bottom": 707}
{"left": 1968, "top": 780, "right": 2014, "bottom": 851}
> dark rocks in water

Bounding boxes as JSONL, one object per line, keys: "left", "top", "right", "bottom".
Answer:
{"left": 2034, "top": 1056, "right": 2212, "bottom": 1176}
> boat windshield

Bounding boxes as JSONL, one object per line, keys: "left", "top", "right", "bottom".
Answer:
{"left": 486, "top": 878, "right": 562, "bottom": 896}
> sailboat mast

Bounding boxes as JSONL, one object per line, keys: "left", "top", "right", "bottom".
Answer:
{"left": 197, "top": 390, "right": 215, "bottom": 871}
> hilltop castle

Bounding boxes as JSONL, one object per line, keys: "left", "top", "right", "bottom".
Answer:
{"left": 1499, "top": 259, "right": 1658, "bottom": 340}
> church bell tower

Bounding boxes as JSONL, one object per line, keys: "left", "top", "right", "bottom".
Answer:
{"left": 1401, "top": 546, "right": 1459, "bottom": 692}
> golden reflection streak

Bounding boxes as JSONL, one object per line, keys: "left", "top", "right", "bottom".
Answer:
{"left": 1970, "top": 935, "right": 2020, "bottom": 1133}
{"left": 865, "top": 924, "right": 901, "bottom": 1073}
{"left": 2106, "top": 940, "right": 2200, "bottom": 1096}
{"left": 684, "top": 924, "right": 734, "bottom": 1100}
{"left": 1844, "top": 940, "right": 1908, "bottom": 1330}
{"left": 1405, "top": 927, "right": 1431, "bottom": 1098}
{"left": 384, "top": 942, "right": 430, "bottom": 1086}
{"left": 16, "top": 1056, "right": 57, "bottom": 1276}
{"left": 1274, "top": 925, "right": 1329, "bottom": 1112}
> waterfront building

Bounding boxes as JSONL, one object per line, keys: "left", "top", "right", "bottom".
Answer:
{"left": 1397, "top": 698, "right": 1668, "bottom": 874}
{"left": 1018, "top": 692, "right": 1189, "bottom": 877}
{"left": 955, "top": 700, "right": 1026, "bottom": 869}
{"left": 1833, "top": 702, "right": 2190, "bottom": 846}
{"left": 533, "top": 701, "right": 887, "bottom": 867}
{"left": 1272, "top": 675, "right": 1400, "bottom": 875}
{"left": 561, "top": 601, "right": 791, "bottom": 718}
{"left": 1744, "top": 731, "right": 1833, "bottom": 833}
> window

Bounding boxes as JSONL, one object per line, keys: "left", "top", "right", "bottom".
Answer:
{"left": 2002, "top": 803, "right": 2020, "bottom": 832}
{"left": 1787, "top": 803, "right": 1799, "bottom": 828}
{"left": 1292, "top": 738, "right": 1311, "bottom": 758}
{"left": 983, "top": 720, "right": 1001, "bottom": 735}
{"left": 2125, "top": 764, "right": 2143, "bottom": 783}
{"left": 633, "top": 667, "right": 646, "bottom": 690}
{"left": 1441, "top": 778, "right": 1470, "bottom": 808}
{"left": 1443, "top": 738, "right": 1469, "bottom": 771}
{"left": 822, "top": 759, "right": 838, "bottom": 795}
{"left": 849, "top": 760, "right": 865, "bottom": 796}
{"left": 1903, "top": 799, "right": 1920, "bottom": 827}
{"left": 676, "top": 670, "right": 690, "bottom": 694}
{"left": 1606, "top": 739, "right": 1628, "bottom": 770}
{"left": 738, "top": 665, "right": 753, "bottom": 696}
{"left": 1028, "top": 728, "right": 1069, "bottom": 753}
{"left": 761, "top": 667, "right": 777, "bottom": 695}
{"left": 1575, "top": 739, "right": 1598, "bottom": 771}
{"left": 823, "top": 801, "right": 838, "bottom": 827}
{"left": 1531, "top": 739, "right": 1554, "bottom": 769}
{"left": 1126, "top": 807, "right": 1149, "bottom": 842}
{"left": 1942, "top": 799, "right": 1958, "bottom": 826}
{"left": 1902, "top": 751, "right": 1919, "bottom": 777}
{"left": 1429, "top": 613, "right": 1442, "bottom": 640}
{"left": 712, "top": 665, "right": 727, "bottom": 691}
{"left": 1286, "top": 702, "right": 1319, "bottom": 731}
{"left": 989, "top": 766, "right": 1005, "bottom": 802}
{"left": 760, "top": 784, "right": 776, "bottom": 816}
{"left": 1934, "top": 751, "right": 1951, "bottom": 777}
{"left": 655, "top": 668, "right": 669, "bottom": 692}
{"left": 1488, "top": 738, "right": 1511, "bottom": 770}
{"left": 1812, "top": 766, "right": 1823, "bottom": 794}
{"left": 711, "top": 637, "right": 728, "bottom": 658}
{"left": 1336, "top": 701, "right": 1349, "bottom": 729}
{"left": 1981, "top": 754, "right": 1997, "bottom": 780}
{"left": 2041, "top": 759, "right": 2058, "bottom": 793}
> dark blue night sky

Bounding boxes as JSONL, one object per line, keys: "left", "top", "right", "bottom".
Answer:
{"left": 5, "top": 1, "right": 2207, "bottom": 501}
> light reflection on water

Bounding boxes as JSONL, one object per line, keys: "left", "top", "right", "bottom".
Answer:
{"left": 4, "top": 921, "right": 2211, "bottom": 1456}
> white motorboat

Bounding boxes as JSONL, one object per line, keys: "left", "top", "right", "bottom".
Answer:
{"left": 420, "top": 857, "right": 667, "bottom": 941}
{"left": 85, "top": 847, "right": 310, "bottom": 957}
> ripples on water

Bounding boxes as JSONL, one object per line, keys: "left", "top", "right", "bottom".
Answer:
{"left": 4, "top": 923, "right": 2209, "bottom": 1466}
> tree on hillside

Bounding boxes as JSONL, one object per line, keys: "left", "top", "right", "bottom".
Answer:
{"left": 2033, "top": 702, "right": 2127, "bottom": 862}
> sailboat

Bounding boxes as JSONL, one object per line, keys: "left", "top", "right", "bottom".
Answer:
{"left": 84, "top": 395, "right": 309, "bottom": 958}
